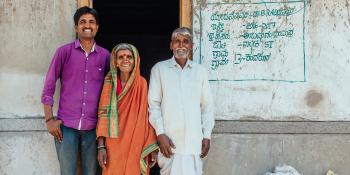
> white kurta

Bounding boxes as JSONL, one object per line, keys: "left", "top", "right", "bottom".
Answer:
{"left": 148, "top": 56, "right": 215, "bottom": 155}
{"left": 157, "top": 153, "right": 203, "bottom": 175}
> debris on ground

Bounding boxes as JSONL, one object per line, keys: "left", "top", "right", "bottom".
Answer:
{"left": 326, "top": 170, "right": 338, "bottom": 175}
{"left": 264, "top": 165, "right": 302, "bottom": 175}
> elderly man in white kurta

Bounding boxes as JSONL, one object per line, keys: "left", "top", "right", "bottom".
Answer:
{"left": 148, "top": 27, "right": 215, "bottom": 175}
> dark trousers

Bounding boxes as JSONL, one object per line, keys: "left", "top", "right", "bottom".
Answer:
{"left": 55, "top": 125, "right": 98, "bottom": 175}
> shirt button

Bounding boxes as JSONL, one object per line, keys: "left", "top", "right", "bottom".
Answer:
{"left": 83, "top": 103, "right": 86, "bottom": 106}
{"left": 82, "top": 114, "right": 85, "bottom": 116}
{"left": 86, "top": 70, "right": 88, "bottom": 73}
{"left": 84, "top": 92, "right": 87, "bottom": 94}
{"left": 85, "top": 81, "right": 87, "bottom": 83}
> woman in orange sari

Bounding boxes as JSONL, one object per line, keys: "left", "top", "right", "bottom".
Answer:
{"left": 96, "top": 43, "right": 158, "bottom": 175}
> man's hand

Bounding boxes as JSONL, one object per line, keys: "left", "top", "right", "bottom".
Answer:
{"left": 46, "top": 119, "right": 63, "bottom": 142}
{"left": 200, "top": 138, "right": 210, "bottom": 158}
{"left": 97, "top": 148, "right": 107, "bottom": 169}
{"left": 157, "top": 134, "right": 175, "bottom": 158}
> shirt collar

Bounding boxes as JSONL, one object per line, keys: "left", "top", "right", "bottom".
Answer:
{"left": 74, "top": 39, "right": 99, "bottom": 53}
{"left": 169, "top": 56, "right": 193, "bottom": 69}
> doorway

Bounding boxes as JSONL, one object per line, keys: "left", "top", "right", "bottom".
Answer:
{"left": 94, "top": 0, "right": 179, "bottom": 82}
{"left": 93, "top": 1, "right": 179, "bottom": 174}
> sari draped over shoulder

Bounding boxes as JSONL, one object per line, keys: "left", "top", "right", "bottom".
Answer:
{"left": 96, "top": 44, "right": 158, "bottom": 175}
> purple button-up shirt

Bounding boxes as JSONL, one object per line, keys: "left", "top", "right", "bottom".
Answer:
{"left": 42, "top": 40, "right": 110, "bottom": 130}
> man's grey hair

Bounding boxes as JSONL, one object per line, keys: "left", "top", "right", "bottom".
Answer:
{"left": 171, "top": 27, "right": 192, "bottom": 41}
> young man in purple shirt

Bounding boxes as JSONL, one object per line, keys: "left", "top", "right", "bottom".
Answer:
{"left": 41, "top": 6, "right": 110, "bottom": 175}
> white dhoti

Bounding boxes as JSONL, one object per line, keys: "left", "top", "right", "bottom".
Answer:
{"left": 157, "top": 153, "right": 203, "bottom": 175}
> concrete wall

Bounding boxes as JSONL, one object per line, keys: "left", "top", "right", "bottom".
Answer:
{"left": 191, "top": 0, "right": 350, "bottom": 174}
{"left": 1, "top": 0, "right": 350, "bottom": 175}
{"left": 0, "top": 0, "right": 76, "bottom": 174}
{"left": 205, "top": 133, "right": 350, "bottom": 175}
{"left": 204, "top": 121, "right": 350, "bottom": 175}
{"left": 0, "top": 132, "right": 59, "bottom": 175}
{"left": 193, "top": 0, "right": 350, "bottom": 121}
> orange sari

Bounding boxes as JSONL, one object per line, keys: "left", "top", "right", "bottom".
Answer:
{"left": 96, "top": 44, "right": 158, "bottom": 175}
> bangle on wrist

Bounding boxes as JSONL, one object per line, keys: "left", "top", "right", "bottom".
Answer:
{"left": 97, "top": 145, "right": 106, "bottom": 150}
{"left": 45, "top": 116, "right": 55, "bottom": 123}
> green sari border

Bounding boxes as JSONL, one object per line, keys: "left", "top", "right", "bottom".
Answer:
{"left": 140, "top": 143, "right": 159, "bottom": 175}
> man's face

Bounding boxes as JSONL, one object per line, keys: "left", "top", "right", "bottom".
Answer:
{"left": 75, "top": 13, "right": 99, "bottom": 40}
{"left": 170, "top": 34, "right": 192, "bottom": 60}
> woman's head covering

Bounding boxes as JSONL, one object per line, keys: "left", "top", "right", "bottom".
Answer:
{"left": 97, "top": 43, "right": 140, "bottom": 138}
{"left": 97, "top": 43, "right": 158, "bottom": 175}
{"left": 109, "top": 43, "right": 140, "bottom": 100}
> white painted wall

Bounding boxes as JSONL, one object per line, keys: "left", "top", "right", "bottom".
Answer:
{"left": 1, "top": 0, "right": 350, "bottom": 174}
{"left": 0, "top": 1, "right": 76, "bottom": 174}
{"left": 193, "top": 0, "right": 350, "bottom": 121}
{"left": 0, "top": 0, "right": 76, "bottom": 118}
{"left": 0, "top": 132, "right": 59, "bottom": 175}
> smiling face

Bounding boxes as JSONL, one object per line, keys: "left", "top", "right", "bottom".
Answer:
{"left": 115, "top": 49, "right": 135, "bottom": 74}
{"left": 170, "top": 34, "right": 193, "bottom": 60}
{"left": 75, "top": 13, "right": 99, "bottom": 40}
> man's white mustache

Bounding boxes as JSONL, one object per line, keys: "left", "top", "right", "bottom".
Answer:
{"left": 176, "top": 48, "right": 188, "bottom": 52}
{"left": 175, "top": 48, "right": 189, "bottom": 59}
{"left": 175, "top": 48, "right": 189, "bottom": 54}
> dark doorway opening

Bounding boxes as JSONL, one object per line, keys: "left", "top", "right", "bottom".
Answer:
{"left": 94, "top": 0, "right": 179, "bottom": 82}
{"left": 93, "top": 1, "right": 179, "bottom": 174}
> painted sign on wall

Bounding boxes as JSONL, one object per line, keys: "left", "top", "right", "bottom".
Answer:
{"left": 193, "top": 0, "right": 350, "bottom": 120}
{"left": 200, "top": 1, "right": 306, "bottom": 82}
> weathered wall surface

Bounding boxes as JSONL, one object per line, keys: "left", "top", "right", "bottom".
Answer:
{"left": 0, "top": 0, "right": 76, "bottom": 174}
{"left": 1, "top": 0, "right": 350, "bottom": 175}
{"left": 191, "top": 0, "right": 350, "bottom": 174}
{"left": 204, "top": 134, "right": 350, "bottom": 175}
{"left": 0, "top": 132, "right": 59, "bottom": 175}
{"left": 193, "top": 0, "right": 350, "bottom": 121}
{"left": 0, "top": 0, "right": 76, "bottom": 117}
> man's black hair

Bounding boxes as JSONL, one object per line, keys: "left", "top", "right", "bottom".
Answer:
{"left": 73, "top": 6, "right": 99, "bottom": 25}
